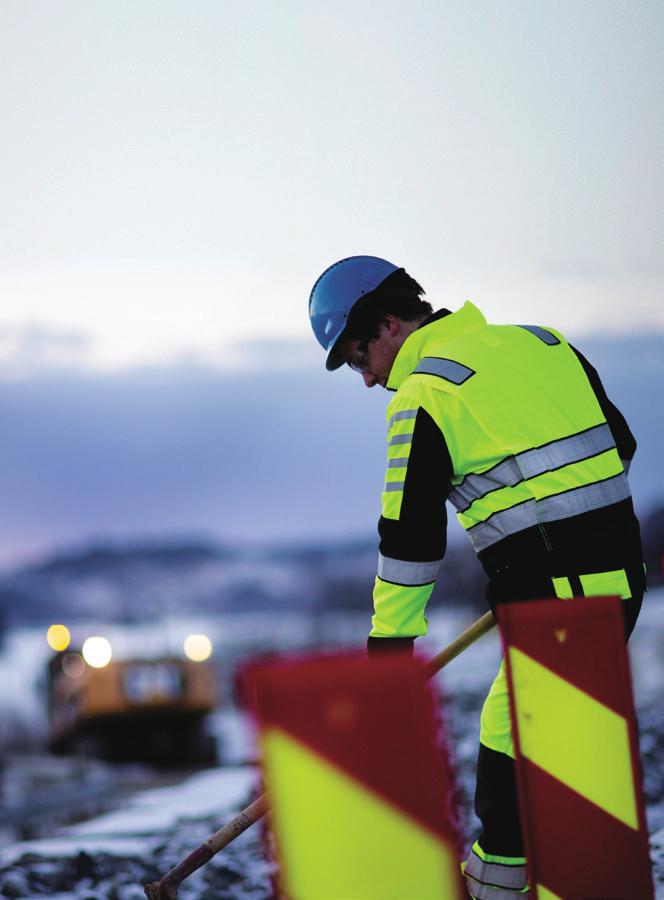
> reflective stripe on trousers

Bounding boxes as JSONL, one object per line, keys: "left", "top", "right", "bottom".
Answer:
{"left": 465, "top": 877, "right": 529, "bottom": 899}
{"left": 463, "top": 840, "right": 528, "bottom": 898}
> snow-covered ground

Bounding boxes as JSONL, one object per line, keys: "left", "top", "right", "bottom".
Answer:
{"left": 0, "top": 591, "right": 663, "bottom": 898}
{"left": 0, "top": 767, "right": 270, "bottom": 899}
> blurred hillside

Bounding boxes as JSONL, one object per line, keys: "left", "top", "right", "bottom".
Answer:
{"left": 1, "top": 497, "right": 663, "bottom": 631}
{"left": 0, "top": 534, "right": 488, "bottom": 629}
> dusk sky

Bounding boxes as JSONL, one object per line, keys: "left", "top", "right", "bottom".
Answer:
{"left": 1, "top": 2, "right": 662, "bottom": 564}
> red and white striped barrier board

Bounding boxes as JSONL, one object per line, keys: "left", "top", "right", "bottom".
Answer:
{"left": 499, "top": 595, "right": 654, "bottom": 900}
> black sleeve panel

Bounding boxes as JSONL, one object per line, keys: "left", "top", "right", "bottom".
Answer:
{"left": 378, "top": 407, "right": 452, "bottom": 562}
{"left": 570, "top": 345, "right": 637, "bottom": 461}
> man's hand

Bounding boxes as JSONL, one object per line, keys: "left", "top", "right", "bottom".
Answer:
{"left": 367, "top": 636, "right": 415, "bottom": 657}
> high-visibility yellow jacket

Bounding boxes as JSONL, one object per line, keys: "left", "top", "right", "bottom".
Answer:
{"left": 370, "top": 301, "right": 644, "bottom": 641}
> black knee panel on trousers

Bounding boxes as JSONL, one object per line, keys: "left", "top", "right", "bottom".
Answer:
{"left": 474, "top": 743, "right": 524, "bottom": 857}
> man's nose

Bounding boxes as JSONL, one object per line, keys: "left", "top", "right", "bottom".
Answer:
{"left": 362, "top": 371, "right": 377, "bottom": 388}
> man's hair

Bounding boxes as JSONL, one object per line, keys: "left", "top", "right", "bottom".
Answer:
{"left": 344, "top": 268, "right": 433, "bottom": 342}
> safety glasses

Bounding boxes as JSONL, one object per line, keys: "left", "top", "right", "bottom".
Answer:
{"left": 347, "top": 339, "right": 371, "bottom": 373}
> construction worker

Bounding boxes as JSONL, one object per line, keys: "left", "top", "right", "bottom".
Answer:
{"left": 308, "top": 255, "right": 646, "bottom": 900}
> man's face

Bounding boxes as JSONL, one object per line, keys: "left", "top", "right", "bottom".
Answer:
{"left": 338, "top": 317, "right": 403, "bottom": 389}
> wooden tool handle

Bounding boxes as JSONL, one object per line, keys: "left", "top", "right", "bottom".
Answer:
{"left": 206, "top": 791, "right": 270, "bottom": 853}
{"left": 144, "top": 794, "right": 270, "bottom": 899}
{"left": 423, "top": 610, "right": 496, "bottom": 678}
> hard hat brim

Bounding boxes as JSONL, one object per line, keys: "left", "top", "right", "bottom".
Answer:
{"left": 325, "top": 338, "right": 346, "bottom": 371}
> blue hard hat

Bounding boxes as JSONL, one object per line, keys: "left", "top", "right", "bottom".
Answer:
{"left": 308, "top": 255, "right": 400, "bottom": 370}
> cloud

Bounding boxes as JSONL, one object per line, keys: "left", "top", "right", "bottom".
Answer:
{"left": 0, "top": 323, "right": 93, "bottom": 378}
{"left": 0, "top": 331, "right": 661, "bottom": 570}
{"left": 0, "top": 361, "right": 387, "bottom": 565}
{"left": 0, "top": 319, "right": 325, "bottom": 381}
{"left": 229, "top": 337, "right": 322, "bottom": 371}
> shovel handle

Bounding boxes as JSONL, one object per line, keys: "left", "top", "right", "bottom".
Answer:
{"left": 144, "top": 794, "right": 271, "bottom": 898}
{"left": 206, "top": 791, "right": 270, "bottom": 853}
{"left": 423, "top": 610, "right": 496, "bottom": 678}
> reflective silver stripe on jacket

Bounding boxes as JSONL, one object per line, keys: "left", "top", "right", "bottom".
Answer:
{"left": 519, "top": 324, "right": 560, "bottom": 345}
{"left": 622, "top": 458, "right": 632, "bottom": 475}
{"left": 449, "top": 423, "right": 616, "bottom": 513}
{"left": 387, "top": 457, "right": 409, "bottom": 468}
{"left": 384, "top": 482, "right": 405, "bottom": 492}
{"left": 464, "top": 874, "right": 529, "bottom": 900}
{"left": 377, "top": 553, "right": 442, "bottom": 586}
{"left": 389, "top": 433, "right": 412, "bottom": 446}
{"left": 466, "top": 471, "right": 631, "bottom": 552}
{"left": 388, "top": 408, "right": 418, "bottom": 430}
{"left": 413, "top": 357, "right": 475, "bottom": 385}
{"left": 464, "top": 851, "right": 528, "bottom": 891}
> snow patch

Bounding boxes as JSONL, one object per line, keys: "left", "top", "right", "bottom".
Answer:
{"left": 1, "top": 766, "right": 257, "bottom": 866}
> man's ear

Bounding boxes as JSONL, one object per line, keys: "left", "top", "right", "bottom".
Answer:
{"left": 381, "top": 314, "right": 400, "bottom": 336}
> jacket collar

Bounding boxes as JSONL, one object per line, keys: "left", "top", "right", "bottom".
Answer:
{"left": 387, "top": 301, "right": 487, "bottom": 391}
